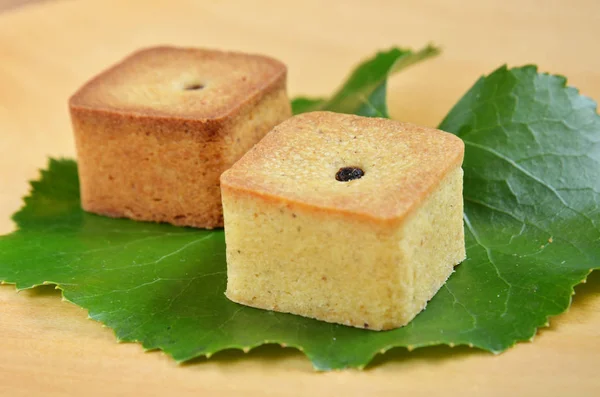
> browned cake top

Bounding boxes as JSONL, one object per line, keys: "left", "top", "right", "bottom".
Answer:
{"left": 221, "top": 112, "right": 464, "bottom": 222}
{"left": 69, "top": 46, "right": 287, "bottom": 120}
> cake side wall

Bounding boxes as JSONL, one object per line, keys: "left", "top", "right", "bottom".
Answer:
{"left": 222, "top": 84, "right": 291, "bottom": 168}
{"left": 70, "top": 109, "right": 227, "bottom": 228}
{"left": 397, "top": 166, "right": 466, "bottom": 321}
{"left": 221, "top": 185, "right": 411, "bottom": 331}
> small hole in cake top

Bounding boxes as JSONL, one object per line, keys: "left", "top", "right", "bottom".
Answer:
{"left": 184, "top": 83, "right": 204, "bottom": 91}
{"left": 335, "top": 167, "right": 365, "bottom": 182}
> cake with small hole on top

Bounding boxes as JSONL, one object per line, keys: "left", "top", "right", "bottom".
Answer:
{"left": 220, "top": 111, "right": 466, "bottom": 330}
{"left": 69, "top": 46, "right": 291, "bottom": 228}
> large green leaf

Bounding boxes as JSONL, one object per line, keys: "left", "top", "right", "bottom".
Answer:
{"left": 1, "top": 55, "right": 598, "bottom": 370}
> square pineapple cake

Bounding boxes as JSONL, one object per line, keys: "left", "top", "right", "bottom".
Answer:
{"left": 69, "top": 46, "right": 291, "bottom": 228}
{"left": 221, "top": 111, "right": 465, "bottom": 330}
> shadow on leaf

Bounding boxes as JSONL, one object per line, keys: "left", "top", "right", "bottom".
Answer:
{"left": 18, "top": 283, "right": 61, "bottom": 297}
{"left": 183, "top": 343, "right": 305, "bottom": 367}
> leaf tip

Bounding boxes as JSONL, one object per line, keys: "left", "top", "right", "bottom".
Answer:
{"left": 242, "top": 346, "right": 251, "bottom": 354}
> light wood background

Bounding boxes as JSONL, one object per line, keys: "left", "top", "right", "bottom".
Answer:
{"left": 1, "top": 0, "right": 599, "bottom": 395}
{"left": 0, "top": 0, "right": 46, "bottom": 12}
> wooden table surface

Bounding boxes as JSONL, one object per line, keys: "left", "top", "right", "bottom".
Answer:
{"left": 1, "top": 0, "right": 599, "bottom": 395}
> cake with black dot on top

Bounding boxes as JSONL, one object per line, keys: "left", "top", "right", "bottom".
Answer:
{"left": 220, "top": 111, "right": 466, "bottom": 330}
{"left": 69, "top": 46, "right": 291, "bottom": 228}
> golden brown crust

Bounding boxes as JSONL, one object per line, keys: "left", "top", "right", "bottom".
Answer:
{"left": 71, "top": 106, "right": 228, "bottom": 228}
{"left": 69, "top": 46, "right": 287, "bottom": 122}
{"left": 220, "top": 111, "right": 464, "bottom": 225}
{"left": 70, "top": 46, "right": 291, "bottom": 228}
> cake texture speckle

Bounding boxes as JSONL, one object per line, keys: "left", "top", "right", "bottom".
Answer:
{"left": 69, "top": 46, "right": 291, "bottom": 228}
{"left": 220, "top": 111, "right": 466, "bottom": 330}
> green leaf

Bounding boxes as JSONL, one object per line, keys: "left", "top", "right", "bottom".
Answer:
{"left": 291, "top": 45, "right": 440, "bottom": 117}
{"left": 437, "top": 65, "right": 600, "bottom": 349}
{"left": 1, "top": 58, "right": 598, "bottom": 370}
